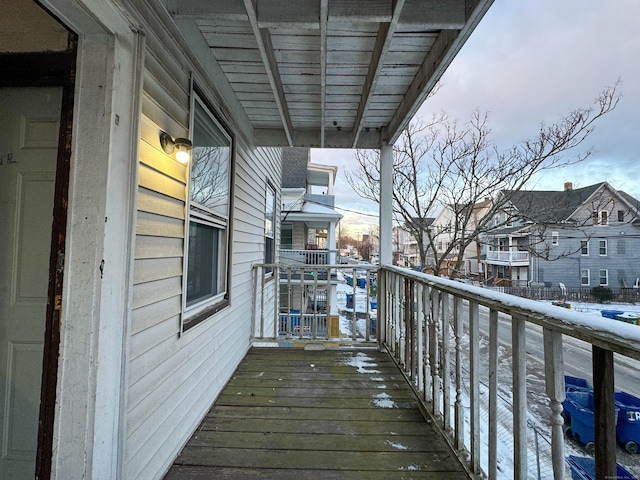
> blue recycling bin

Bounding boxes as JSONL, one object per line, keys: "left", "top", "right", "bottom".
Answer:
{"left": 566, "top": 455, "right": 638, "bottom": 480}
{"left": 563, "top": 390, "right": 619, "bottom": 452}
{"left": 346, "top": 293, "right": 354, "bottom": 309}
{"left": 358, "top": 277, "right": 366, "bottom": 289}
{"left": 279, "top": 309, "right": 300, "bottom": 329}
{"left": 614, "top": 390, "right": 640, "bottom": 454}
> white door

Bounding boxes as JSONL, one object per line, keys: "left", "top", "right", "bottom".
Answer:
{"left": 0, "top": 87, "right": 61, "bottom": 479}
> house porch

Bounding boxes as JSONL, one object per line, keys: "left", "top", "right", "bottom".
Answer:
{"left": 164, "top": 346, "right": 470, "bottom": 479}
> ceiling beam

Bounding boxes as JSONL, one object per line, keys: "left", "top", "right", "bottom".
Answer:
{"left": 351, "top": 0, "right": 405, "bottom": 148}
{"left": 399, "top": 0, "right": 466, "bottom": 29}
{"left": 243, "top": 0, "right": 294, "bottom": 146}
{"left": 168, "top": 0, "right": 466, "bottom": 28}
{"left": 320, "top": 0, "right": 328, "bottom": 148}
{"left": 386, "top": 0, "right": 494, "bottom": 145}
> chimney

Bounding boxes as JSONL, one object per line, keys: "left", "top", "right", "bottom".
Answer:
{"left": 564, "top": 182, "right": 573, "bottom": 191}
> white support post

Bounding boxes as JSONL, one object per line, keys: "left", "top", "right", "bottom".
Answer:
{"left": 380, "top": 143, "right": 393, "bottom": 266}
{"left": 543, "top": 327, "right": 566, "bottom": 480}
{"left": 488, "top": 309, "right": 499, "bottom": 479}
{"left": 513, "top": 316, "right": 528, "bottom": 479}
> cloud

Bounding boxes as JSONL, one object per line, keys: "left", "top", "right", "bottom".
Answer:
{"left": 311, "top": 0, "right": 640, "bottom": 231}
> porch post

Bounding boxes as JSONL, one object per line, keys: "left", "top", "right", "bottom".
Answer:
{"left": 328, "top": 221, "right": 337, "bottom": 265}
{"left": 379, "top": 142, "right": 393, "bottom": 266}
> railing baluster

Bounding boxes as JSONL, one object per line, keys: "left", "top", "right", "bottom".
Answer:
{"left": 454, "top": 296, "right": 464, "bottom": 450}
{"left": 430, "top": 288, "right": 441, "bottom": 416}
{"left": 543, "top": 327, "right": 565, "bottom": 480}
{"left": 351, "top": 267, "right": 357, "bottom": 341}
{"left": 273, "top": 266, "right": 279, "bottom": 338}
{"left": 260, "top": 266, "right": 266, "bottom": 337}
{"left": 488, "top": 308, "right": 499, "bottom": 479}
{"left": 469, "top": 300, "right": 481, "bottom": 474}
{"left": 416, "top": 281, "right": 424, "bottom": 393}
{"left": 512, "top": 315, "right": 527, "bottom": 479}
{"left": 423, "top": 285, "right": 432, "bottom": 403}
{"left": 441, "top": 292, "right": 451, "bottom": 429}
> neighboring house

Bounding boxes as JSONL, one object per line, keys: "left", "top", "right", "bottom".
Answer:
{"left": 401, "top": 217, "right": 435, "bottom": 268}
{"left": 483, "top": 182, "right": 640, "bottom": 288}
{"left": 279, "top": 148, "right": 342, "bottom": 321}
{"left": 0, "top": 1, "right": 490, "bottom": 479}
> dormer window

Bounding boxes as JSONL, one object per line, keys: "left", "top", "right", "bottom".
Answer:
{"left": 592, "top": 210, "right": 608, "bottom": 226}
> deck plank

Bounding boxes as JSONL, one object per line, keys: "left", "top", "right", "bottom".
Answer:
{"left": 164, "top": 347, "right": 470, "bottom": 479}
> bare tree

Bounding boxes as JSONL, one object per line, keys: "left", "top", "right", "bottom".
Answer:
{"left": 345, "top": 83, "right": 620, "bottom": 277}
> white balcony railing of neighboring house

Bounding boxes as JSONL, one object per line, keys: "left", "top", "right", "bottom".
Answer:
{"left": 280, "top": 249, "right": 338, "bottom": 265}
{"left": 486, "top": 249, "right": 530, "bottom": 265}
{"left": 252, "top": 263, "right": 640, "bottom": 479}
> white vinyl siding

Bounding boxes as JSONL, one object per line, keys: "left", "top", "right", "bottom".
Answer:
{"left": 127, "top": 26, "right": 282, "bottom": 480}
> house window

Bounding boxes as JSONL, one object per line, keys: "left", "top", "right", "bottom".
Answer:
{"left": 581, "top": 269, "right": 590, "bottom": 286}
{"left": 552, "top": 232, "right": 559, "bottom": 245}
{"left": 599, "top": 269, "right": 608, "bottom": 286}
{"left": 183, "top": 95, "right": 233, "bottom": 329}
{"left": 580, "top": 240, "right": 589, "bottom": 256}
{"left": 264, "top": 183, "right": 276, "bottom": 275}
{"left": 281, "top": 223, "right": 293, "bottom": 250}
{"left": 600, "top": 211, "right": 608, "bottom": 225}
{"left": 618, "top": 210, "right": 624, "bottom": 222}
{"left": 599, "top": 239, "right": 607, "bottom": 256}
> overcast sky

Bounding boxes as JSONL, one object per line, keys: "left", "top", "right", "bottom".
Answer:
{"left": 311, "top": 0, "right": 640, "bottom": 235}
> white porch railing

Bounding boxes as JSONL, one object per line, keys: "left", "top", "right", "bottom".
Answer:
{"left": 486, "top": 250, "right": 530, "bottom": 264}
{"left": 378, "top": 266, "right": 640, "bottom": 480}
{"left": 252, "top": 263, "right": 640, "bottom": 479}
{"left": 279, "top": 249, "right": 338, "bottom": 266}
{"left": 252, "top": 263, "right": 377, "bottom": 341}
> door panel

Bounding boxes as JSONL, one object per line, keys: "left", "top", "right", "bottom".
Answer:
{"left": 0, "top": 87, "right": 60, "bottom": 479}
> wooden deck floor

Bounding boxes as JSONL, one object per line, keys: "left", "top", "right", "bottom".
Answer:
{"left": 164, "top": 346, "right": 470, "bottom": 479}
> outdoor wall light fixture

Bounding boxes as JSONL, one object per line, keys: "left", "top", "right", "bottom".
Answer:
{"left": 160, "top": 131, "right": 193, "bottom": 164}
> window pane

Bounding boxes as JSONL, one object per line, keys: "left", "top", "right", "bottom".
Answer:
{"left": 265, "top": 185, "right": 275, "bottom": 238}
{"left": 599, "top": 269, "right": 608, "bottom": 285}
{"left": 281, "top": 223, "right": 293, "bottom": 250}
{"left": 581, "top": 269, "right": 589, "bottom": 285}
{"left": 599, "top": 240, "right": 607, "bottom": 255}
{"left": 580, "top": 240, "right": 588, "bottom": 255}
{"left": 191, "top": 101, "right": 230, "bottom": 216}
{"left": 186, "top": 221, "right": 226, "bottom": 306}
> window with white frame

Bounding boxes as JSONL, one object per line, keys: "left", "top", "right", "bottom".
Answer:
{"left": 618, "top": 210, "right": 625, "bottom": 222}
{"left": 599, "top": 239, "right": 607, "bottom": 256}
{"left": 593, "top": 210, "right": 608, "bottom": 225}
{"left": 581, "top": 269, "right": 590, "bottom": 286}
{"left": 281, "top": 222, "right": 293, "bottom": 250}
{"left": 183, "top": 95, "right": 232, "bottom": 329}
{"left": 552, "top": 232, "right": 559, "bottom": 245}
{"left": 599, "top": 269, "right": 608, "bottom": 286}
{"left": 580, "top": 240, "right": 589, "bottom": 256}
{"left": 264, "top": 183, "right": 275, "bottom": 275}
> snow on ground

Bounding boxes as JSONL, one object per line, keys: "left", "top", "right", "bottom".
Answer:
{"left": 334, "top": 269, "right": 640, "bottom": 478}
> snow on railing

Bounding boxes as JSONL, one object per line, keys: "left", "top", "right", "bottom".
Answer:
{"left": 378, "top": 265, "right": 640, "bottom": 480}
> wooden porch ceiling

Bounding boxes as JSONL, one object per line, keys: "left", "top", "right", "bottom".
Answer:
{"left": 166, "top": 0, "right": 493, "bottom": 149}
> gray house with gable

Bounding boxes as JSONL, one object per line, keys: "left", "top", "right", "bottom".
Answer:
{"left": 483, "top": 182, "right": 640, "bottom": 288}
